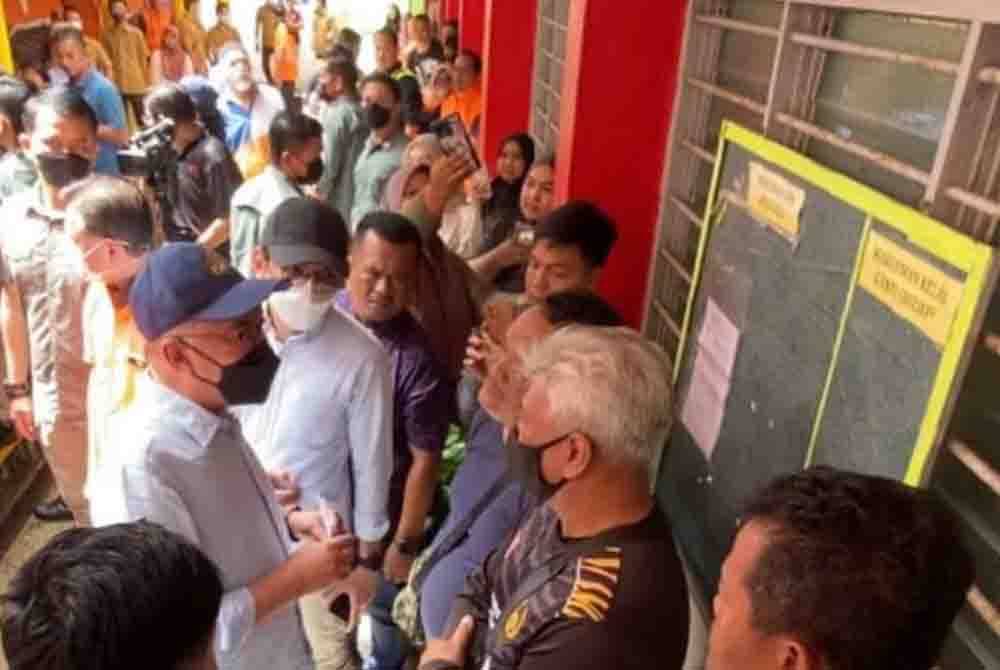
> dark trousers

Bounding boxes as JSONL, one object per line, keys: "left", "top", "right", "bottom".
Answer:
{"left": 122, "top": 94, "right": 145, "bottom": 129}
{"left": 280, "top": 81, "right": 299, "bottom": 113}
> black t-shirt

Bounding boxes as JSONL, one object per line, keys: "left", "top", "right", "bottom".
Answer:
{"left": 408, "top": 40, "right": 446, "bottom": 73}
{"left": 165, "top": 132, "right": 243, "bottom": 244}
{"left": 451, "top": 503, "right": 690, "bottom": 670}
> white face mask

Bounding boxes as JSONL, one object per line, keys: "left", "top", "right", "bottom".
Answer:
{"left": 268, "top": 281, "right": 333, "bottom": 333}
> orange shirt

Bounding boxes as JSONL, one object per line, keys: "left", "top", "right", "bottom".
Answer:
{"left": 143, "top": 8, "right": 173, "bottom": 51}
{"left": 441, "top": 83, "right": 483, "bottom": 131}
{"left": 272, "top": 23, "right": 299, "bottom": 84}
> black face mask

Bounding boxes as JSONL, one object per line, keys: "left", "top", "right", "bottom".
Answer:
{"left": 181, "top": 338, "right": 281, "bottom": 406}
{"left": 35, "top": 152, "right": 92, "bottom": 189}
{"left": 365, "top": 103, "right": 392, "bottom": 131}
{"left": 297, "top": 156, "right": 324, "bottom": 185}
{"left": 505, "top": 430, "right": 570, "bottom": 502}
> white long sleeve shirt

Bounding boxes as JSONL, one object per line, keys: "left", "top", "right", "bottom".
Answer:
{"left": 242, "top": 305, "right": 394, "bottom": 542}
{"left": 90, "top": 374, "right": 313, "bottom": 670}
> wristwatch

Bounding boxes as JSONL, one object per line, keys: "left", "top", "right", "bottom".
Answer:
{"left": 394, "top": 536, "right": 422, "bottom": 558}
{"left": 3, "top": 381, "right": 30, "bottom": 399}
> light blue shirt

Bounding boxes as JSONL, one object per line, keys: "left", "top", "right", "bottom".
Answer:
{"left": 241, "top": 305, "right": 394, "bottom": 542}
{"left": 90, "top": 374, "right": 313, "bottom": 670}
{"left": 74, "top": 68, "right": 126, "bottom": 175}
{"left": 350, "top": 130, "right": 408, "bottom": 229}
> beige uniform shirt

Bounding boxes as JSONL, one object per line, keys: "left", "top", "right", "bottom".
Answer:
{"left": 0, "top": 188, "right": 89, "bottom": 427}
{"left": 103, "top": 22, "right": 150, "bottom": 96}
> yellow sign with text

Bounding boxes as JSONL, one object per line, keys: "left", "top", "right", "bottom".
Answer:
{"left": 858, "top": 232, "right": 964, "bottom": 348}
{"left": 748, "top": 161, "right": 806, "bottom": 241}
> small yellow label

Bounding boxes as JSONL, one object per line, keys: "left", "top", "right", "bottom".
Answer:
{"left": 504, "top": 604, "right": 528, "bottom": 641}
{"left": 747, "top": 161, "right": 806, "bottom": 240}
{"left": 857, "top": 232, "right": 964, "bottom": 348}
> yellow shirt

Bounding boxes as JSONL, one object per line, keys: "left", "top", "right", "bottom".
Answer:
{"left": 82, "top": 283, "right": 147, "bottom": 503}
{"left": 206, "top": 23, "right": 242, "bottom": 62}
{"left": 312, "top": 9, "right": 338, "bottom": 56}
{"left": 85, "top": 36, "right": 114, "bottom": 82}
{"left": 102, "top": 22, "right": 150, "bottom": 96}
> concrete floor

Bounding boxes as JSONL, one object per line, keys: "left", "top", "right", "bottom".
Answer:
{"left": 0, "top": 474, "right": 71, "bottom": 670}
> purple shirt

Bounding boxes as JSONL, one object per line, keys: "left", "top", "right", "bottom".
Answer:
{"left": 336, "top": 290, "right": 453, "bottom": 528}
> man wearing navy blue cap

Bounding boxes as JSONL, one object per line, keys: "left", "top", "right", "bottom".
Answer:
{"left": 92, "top": 241, "right": 357, "bottom": 670}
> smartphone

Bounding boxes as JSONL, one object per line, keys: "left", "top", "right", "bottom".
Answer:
{"left": 429, "top": 113, "right": 482, "bottom": 169}
{"left": 329, "top": 593, "right": 350, "bottom": 622}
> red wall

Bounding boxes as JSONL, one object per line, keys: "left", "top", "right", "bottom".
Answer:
{"left": 479, "top": 0, "right": 536, "bottom": 164}
{"left": 555, "top": 0, "right": 686, "bottom": 327}
{"left": 458, "top": 0, "right": 484, "bottom": 53}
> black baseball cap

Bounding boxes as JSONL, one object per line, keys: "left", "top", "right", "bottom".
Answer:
{"left": 259, "top": 197, "right": 349, "bottom": 274}
{"left": 129, "top": 243, "right": 284, "bottom": 340}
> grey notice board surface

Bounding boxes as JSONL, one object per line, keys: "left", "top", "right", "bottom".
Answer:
{"left": 657, "top": 123, "right": 997, "bottom": 604}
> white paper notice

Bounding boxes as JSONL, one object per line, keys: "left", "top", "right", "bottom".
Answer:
{"left": 680, "top": 300, "right": 742, "bottom": 460}
{"left": 698, "top": 299, "right": 741, "bottom": 377}
{"left": 680, "top": 348, "right": 729, "bottom": 460}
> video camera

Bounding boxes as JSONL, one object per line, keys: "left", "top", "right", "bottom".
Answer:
{"left": 117, "top": 118, "right": 178, "bottom": 181}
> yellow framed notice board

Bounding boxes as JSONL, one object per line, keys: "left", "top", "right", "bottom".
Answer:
{"left": 657, "top": 122, "right": 997, "bottom": 603}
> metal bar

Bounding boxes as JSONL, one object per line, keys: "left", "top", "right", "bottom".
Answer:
{"left": 926, "top": 21, "right": 982, "bottom": 205}
{"left": 789, "top": 0, "right": 1000, "bottom": 23}
{"left": 653, "top": 300, "right": 683, "bottom": 339}
{"left": 681, "top": 138, "right": 714, "bottom": 164}
{"left": 773, "top": 112, "right": 931, "bottom": 185}
{"left": 948, "top": 439, "right": 1000, "bottom": 498}
{"left": 967, "top": 584, "right": 1000, "bottom": 637}
{"left": 944, "top": 186, "right": 1000, "bottom": 219}
{"left": 687, "top": 77, "right": 767, "bottom": 115}
{"left": 980, "top": 66, "right": 1000, "bottom": 85}
{"left": 957, "top": 86, "right": 999, "bottom": 233}
{"left": 788, "top": 32, "right": 959, "bottom": 75}
{"left": 763, "top": 0, "right": 793, "bottom": 135}
{"left": 693, "top": 14, "right": 780, "bottom": 39}
{"left": 669, "top": 194, "right": 704, "bottom": 229}
{"left": 659, "top": 247, "right": 693, "bottom": 284}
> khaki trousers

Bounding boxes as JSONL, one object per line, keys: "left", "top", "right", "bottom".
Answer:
{"left": 300, "top": 590, "right": 361, "bottom": 670}
{"left": 38, "top": 419, "right": 89, "bottom": 526}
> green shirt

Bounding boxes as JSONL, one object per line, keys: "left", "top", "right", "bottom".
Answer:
{"left": 350, "top": 130, "right": 408, "bottom": 229}
{"left": 0, "top": 152, "right": 38, "bottom": 209}
{"left": 228, "top": 166, "right": 302, "bottom": 276}
{"left": 318, "top": 96, "right": 365, "bottom": 223}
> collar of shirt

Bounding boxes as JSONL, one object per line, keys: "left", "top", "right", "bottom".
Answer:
{"left": 25, "top": 185, "right": 65, "bottom": 226}
{"left": 73, "top": 67, "right": 97, "bottom": 90}
{"left": 365, "top": 130, "right": 406, "bottom": 155}
{"left": 142, "top": 372, "right": 233, "bottom": 450}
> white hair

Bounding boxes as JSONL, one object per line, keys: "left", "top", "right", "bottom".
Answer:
{"left": 522, "top": 325, "right": 674, "bottom": 473}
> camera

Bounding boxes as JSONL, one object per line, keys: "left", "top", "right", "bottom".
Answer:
{"left": 117, "top": 118, "right": 177, "bottom": 180}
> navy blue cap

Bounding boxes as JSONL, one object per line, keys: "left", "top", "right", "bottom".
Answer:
{"left": 129, "top": 243, "right": 284, "bottom": 340}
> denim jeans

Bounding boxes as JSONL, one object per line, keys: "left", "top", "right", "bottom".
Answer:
{"left": 364, "top": 578, "right": 411, "bottom": 670}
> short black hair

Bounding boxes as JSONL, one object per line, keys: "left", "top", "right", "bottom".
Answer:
{"left": 361, "top": 72, "right": 402, "bottom": 105}
{"left": 144, "top": 83, "right": 197, "bottom": 124}
{"left": 0, "top": 76, "right": 31, "bottom": 134}
{"left": 457, "top": 50, "right": 482, "bottom": 75}
{"left": 542, "top": 290, "right": 624, "bottom": 329}
{"left": 49, "top": 24, "right": 86, "bottom": 50}
{"left": 23, "top": 86, "right": 98, "bottom": 134}
{"left": 1, "top": 521, "right": 223, "bottom": 670}
{"left": 322, "top": 55, "right": 359, "bottom": 93}
{"left": 354, "top": 211, "right": 423, "bottom": 253}
{"left": 534, "top": 201, "right": 618, "bottom": 269}
{"left": 410, "top": 13, "right": 432, "bottom": 27}
{"left": 742, "top": 466, "right": 974, "bottom": 670}
{"left": 337, "top": 27, "right": 361, "bottom": 56}
{"left": 374, "top": 27, "right": 399, "bottom": 48}
{"left": 64, "top": 176, "right": 155, "bottom": 253}
{"left": 269, "top": 111, "right": 322, "bottom": 164}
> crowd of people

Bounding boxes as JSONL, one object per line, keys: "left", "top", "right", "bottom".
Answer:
{"left": 0, "top": 4, "right": 979, "bottom": 670}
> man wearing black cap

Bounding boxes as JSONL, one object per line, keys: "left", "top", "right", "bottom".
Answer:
{"left": 245, "top": 197, "right": 393, "bottom": 670}
{"left": 95, "top": 242, "right": 356, "bottom": 670}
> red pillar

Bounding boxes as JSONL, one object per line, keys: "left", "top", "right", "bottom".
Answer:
{"left": 480, "top": 0, "right": 537, "bottom": 165}
{"left": 443, "top": 0, "right": 461, "bottom": 21}
{"left": 459, "top": 0, "right": 486, "bottom": 53}
{"left": 555, "top": 0, "right": 686, "bottom": 327}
